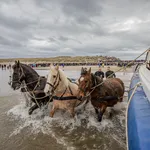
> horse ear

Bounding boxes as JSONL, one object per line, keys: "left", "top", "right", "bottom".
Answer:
{"left": 81, "top": 67, "right": 84, "bottom": 73}
{"left": 56, "top": 65, "right": 59, "bottom": 70}
{"left": 17, "top": 60, "right": 20, "bottom": 67}
{"left": 88, "top": 67, "right": 91, "bottom": 74}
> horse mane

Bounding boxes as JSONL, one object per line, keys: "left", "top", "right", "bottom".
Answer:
{"left": 21, "top": 63, "right": 39, "bottom": 77}
{"left": 58, "top": 69, "right": 69, "bottom": 87}
{"left": 91, "top": 73, "right": 103, "bottom": 87}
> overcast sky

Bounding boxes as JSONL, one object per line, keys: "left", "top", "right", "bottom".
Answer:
{"left": 0, "top": 0, "right": 150, "bottom": 60}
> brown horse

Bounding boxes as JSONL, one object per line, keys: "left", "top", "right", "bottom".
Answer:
{"left": 77, "top": 67, "right": 124, "bottom": 122}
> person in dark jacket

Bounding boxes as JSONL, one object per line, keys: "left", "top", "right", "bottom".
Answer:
{"left": 95, "top": 68, "right": 104, "bottom": 79}
{"left": 105, "top": 67, "right": 116, "bottom": 78}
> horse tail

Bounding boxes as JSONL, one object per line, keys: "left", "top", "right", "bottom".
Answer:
{"left": 115, "top": 78, "right": 125, "bottom": 102}
{"left": 115, "top": 78, "right": 125, "bottom": 91}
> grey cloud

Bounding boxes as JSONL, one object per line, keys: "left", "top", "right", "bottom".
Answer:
{"left": 0, "top": 12, "right": 36, "bottom": 30}
{"left": 59, "top": 36, "right": 69, "bottom": 42}
{"left": 0, "top": 35, "right": 22, "bottom": 47}
{"left": 49, "top": 37, "right": 57, "bottom": 42}
{"left": 0, "top": 0, "right": 150, "bottom": 59}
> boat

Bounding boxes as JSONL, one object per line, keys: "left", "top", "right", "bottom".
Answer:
{"left": 127, "top": 50, "right": 150, "bottom": 150}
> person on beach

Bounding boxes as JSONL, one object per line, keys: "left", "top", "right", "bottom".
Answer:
{"left": 105, "top": 67, "right": 116, "bottom": 78}
{"left": 95, "top": 67, "right": 104, "bottom": 79}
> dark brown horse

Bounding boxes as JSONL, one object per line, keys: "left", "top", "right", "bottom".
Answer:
{"left": 77, "top": 67, "right": 124, "bottom": 122}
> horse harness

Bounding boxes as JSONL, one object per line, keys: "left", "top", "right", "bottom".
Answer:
{"left": 46, "top": 70, "right": 79, "bottom": 101}
{"left": 79, "top": 73, "right": 120, "bottom": 102}
{"left": 53, "top": 85, "right": 78, "bottom": 101}
{"left": 78, "top": 73, "right": 100, "bottom": 95}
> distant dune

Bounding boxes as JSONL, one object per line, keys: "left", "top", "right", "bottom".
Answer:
{"left": 0, "top": 56, "right": 120, "bottom": 63}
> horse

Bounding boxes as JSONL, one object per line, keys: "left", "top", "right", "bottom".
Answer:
{"left": 77, "top": 67, "right": 124, "bottom": 122}
{"left": 11, "top": 61, "right": 52, "bottom": 115}
{"left": 44, "top": 65, "right": 88, "bottom": 118}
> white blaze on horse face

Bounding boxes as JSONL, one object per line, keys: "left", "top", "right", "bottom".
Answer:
{"left": 80, "top": 77, "right": 84, "bottom": 82}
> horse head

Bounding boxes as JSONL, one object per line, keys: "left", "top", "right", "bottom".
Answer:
{"left": 77, "top": 67, "right": 92, "bottom": 100}
{"left": 11, "top": 60, "right": 25, "bottom": 90}
{"left": 11, "top": 61, "right": 39, "bottom": 91}
{"left": 44, "top": 65, "right": 68, "bottom": 95}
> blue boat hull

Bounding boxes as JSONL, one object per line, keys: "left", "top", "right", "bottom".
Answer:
{"left": 127, "top": 73, "right": 150, "bottom": 150}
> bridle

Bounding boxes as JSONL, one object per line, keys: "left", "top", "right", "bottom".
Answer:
{"left": 78, "top": 75, "right": 91, "bottom": 95}
{"left": 46, "top": 70, "right": 61, "bottom": 93}
{"left": 10, "top": 65, "right": 26, "bottom": 85}
{"left": 78, "top": 74, "right": 99, "bottom": 96}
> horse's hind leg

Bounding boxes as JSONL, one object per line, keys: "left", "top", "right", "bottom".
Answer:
{"left": 106, "top": 107, "right": 114, "bottom": 119}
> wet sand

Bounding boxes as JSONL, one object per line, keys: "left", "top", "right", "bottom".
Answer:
{"left": 0, "top": 68, "right": 133, "bottom": 150}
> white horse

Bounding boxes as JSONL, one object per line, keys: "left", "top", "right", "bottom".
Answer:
{"left": 44, "top": 65, "right": 88, "bottom": 118}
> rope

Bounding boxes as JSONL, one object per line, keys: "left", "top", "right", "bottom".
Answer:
{"left": 126, "top": 82, "right": 142, "bottom": 150}
{"left": 31, "top": 91, "right": 41, "bottom": 108}
{"left": 85, "top": 48, "right": 149, "bottom": 97}
{"left": 22, "top": 85, "right": 48, "bottom": 100}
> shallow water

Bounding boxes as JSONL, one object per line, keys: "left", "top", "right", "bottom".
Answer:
{"left": 0, "top": 69, "right": 132, "bottom": 150}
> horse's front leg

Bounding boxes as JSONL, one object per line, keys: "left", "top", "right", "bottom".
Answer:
{"left": 83, "top": 96, "right": 90, "bottom": 111}
{"left": 68, "top": 108, "right": 75, "bottom": 118}
{"left": 50, "top": 105, "right": 56, "bottom": 118}
{"left": 28, "top": 97, "right": 33, "bottom": 107}
{"left": 28, "top": 103, "right": 39, "bottom": 115}
{"left": 95, "top": 108, "right": 99, "bottom": 114}
{"left": 98, "top": 104, "right": 107, "bottom": 122}
{"left": 23, "top": 93, "right": 32, "bottom": 107}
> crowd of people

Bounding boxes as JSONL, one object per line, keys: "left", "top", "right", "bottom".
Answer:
{"left": 0, "top": 64, "right": 11, "bottom": 70}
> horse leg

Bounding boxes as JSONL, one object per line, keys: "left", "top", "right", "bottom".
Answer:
{"left": 83, "top": 98, "right": 90, "bottom": 111}
{"left": 98, "top": 104, "right": 107, "bottom": 122}
{"left": 29, "top": 98, "right": 33, "bottom": 107}
{"left": 28, "top": 103, "right": 39, "bottom": 115}
{"left": 119, "top": 96, "right": 123, "bottom": 102}
{"left": 68, "top": 108, "right": 75, "bottom": 118}
{"left": 95, "top": 108, "right": 99, "bottom": 114}
{"left": 71, "top": 109, "right": 75, "bottom": 118}
{"left": 50, "top": 105, "right": 56, "bottom": 118}
{"left": 23, "top": 93, "right": 31, "bottom": 107}
{"left": 106, "top": 107, "right": 113, "bottom": 119}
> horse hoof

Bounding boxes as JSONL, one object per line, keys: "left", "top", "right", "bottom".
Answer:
{"left": 49, "top": 112, "right": 53, "bottom": 118}
{"left": 98, "top": 117, "right": 102, "bottom": 122}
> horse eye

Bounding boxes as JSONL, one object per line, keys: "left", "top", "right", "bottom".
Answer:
{"left": 53, "top": 75, "right": 56, "bottom": 78}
